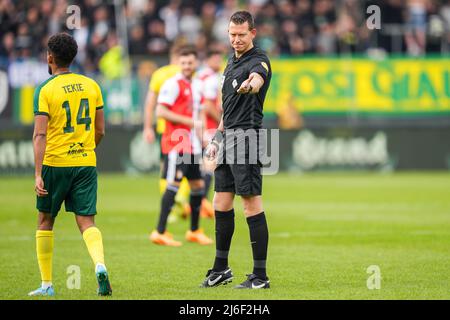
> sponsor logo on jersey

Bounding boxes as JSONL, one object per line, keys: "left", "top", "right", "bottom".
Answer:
{"left": 67, "top": 142, "right": 87, "bottom": 157}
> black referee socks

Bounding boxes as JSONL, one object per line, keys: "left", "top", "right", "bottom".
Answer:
{"left": 247, "top": 212, "right": 269, "bottom": 280}
{"left": 213, "top": 209, "right": 235, "bottom": 272}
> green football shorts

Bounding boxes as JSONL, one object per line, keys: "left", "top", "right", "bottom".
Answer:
{"left": 36, "top": 165, "right": 97, "bottom": 217}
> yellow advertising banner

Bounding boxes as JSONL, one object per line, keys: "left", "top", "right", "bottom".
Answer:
{"left": 266, "top": 58, "right": 450, "bottom": 115}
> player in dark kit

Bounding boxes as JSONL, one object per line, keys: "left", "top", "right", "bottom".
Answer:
{"left": 200, "top": 11, "right": 272, "bottom": 289}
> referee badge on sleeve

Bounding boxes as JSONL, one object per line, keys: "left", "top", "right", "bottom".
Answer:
{"left": 261, "top": 62, "right": 269, "bottom": 73}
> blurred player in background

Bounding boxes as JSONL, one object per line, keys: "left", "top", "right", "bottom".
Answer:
{"left": 142, "top": 44, "right": 192, "bottom": 221}
{"left": 149, "top": 46, "right": 213, "bottom": 246}
{"left": 197, "top": 49, "right": 224, "bottom": 218}
{"left": 30, "top": 33, "right": 111, "bottom": 296}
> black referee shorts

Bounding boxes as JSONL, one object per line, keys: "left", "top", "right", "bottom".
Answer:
{"left": 214, "top": 129, "right": 265, "bottom": 196}
{"left": 161, "top": 151, "right": 202, "bottom": 183}
{"left": 214, "top": 162, "right": 262, "bottom": 196}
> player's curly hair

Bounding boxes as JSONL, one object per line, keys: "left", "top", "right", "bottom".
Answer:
{"left": 47, "top": 33, "right": 78, "bottom": 68}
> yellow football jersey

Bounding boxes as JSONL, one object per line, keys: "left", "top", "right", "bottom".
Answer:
{"left": 33, "top": 72, "right": 104, "bottom": 167}
{"left": 149, "top": 64, "right": 181, "bottom": 134}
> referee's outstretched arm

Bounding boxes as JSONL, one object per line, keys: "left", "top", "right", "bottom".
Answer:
{"left": 237, "top": 72, "right": 265, "bottom": 94}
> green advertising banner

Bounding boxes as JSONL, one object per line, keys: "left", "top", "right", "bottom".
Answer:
{"left": 266, "top": 57, "right": 450, "bottom": 116}
{"left": 99, "top": 77, "right": 144, "bottom": 124}
{"left": 10, "top": 57, "right": 450, "bottom": 126}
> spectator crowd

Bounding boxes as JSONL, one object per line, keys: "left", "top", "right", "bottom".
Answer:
{"left": 1, "top": 0, "right": 449, "bottom": 75}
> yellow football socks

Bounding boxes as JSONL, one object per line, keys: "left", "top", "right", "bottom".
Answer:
{"left": 161, "top": 177, "right": 190, "bottom": 201}
{"left": 177, "top": 178, "right": 190, "bottom": 204}
{"left": 36, "top": 230, "right": 54, "bottom": 283}
{"left": 82, "top": 226, "right": 105, "bottom": 266}
{"left": 159, "top": 178, "right": 167, "bottom": 194}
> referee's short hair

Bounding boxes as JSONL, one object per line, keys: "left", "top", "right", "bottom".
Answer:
{"left": 47, "top": 33, "right": 78, "bottom": 68}
{"left": 230, "top": 11, "right": 255, "bottom": 30}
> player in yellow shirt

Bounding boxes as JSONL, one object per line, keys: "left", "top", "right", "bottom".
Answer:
{"left": 143, "top": 46, "right": 180, "bottom": 144}
{"left": 29, "top": 33, "right": 111, "bottom": 297}
{"left": 142, "top": 45, "right": 193, "bottom": 222}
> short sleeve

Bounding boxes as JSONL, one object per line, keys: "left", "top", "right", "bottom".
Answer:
{"left": 203, "top": 74, "right": 220, "bottom": 100}
{"left": 157, "top": 79, "right": 179, "bottom": 107}
{"left": 33, "top": 84, "right": 49, "bottom": 116}
{"left": 248, "top": 56, "right": 270, "bottom": 82}
{"left": 95, "top": 82, "right": 104, "bottom": 110}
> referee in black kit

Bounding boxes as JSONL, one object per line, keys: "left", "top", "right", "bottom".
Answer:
{"left": 200, "top": 11, "right": 272, "bottom": 289}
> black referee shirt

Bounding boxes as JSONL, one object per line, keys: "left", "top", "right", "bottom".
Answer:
{"left": 221, "top": 46, "right": 272, "bottom": 130}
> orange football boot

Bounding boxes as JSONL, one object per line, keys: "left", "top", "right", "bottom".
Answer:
{"left": 185, "top": 228, "right": 213, "bottom": 245}
{"left": 149, "top": 230, "right": 182, "bottom": 247}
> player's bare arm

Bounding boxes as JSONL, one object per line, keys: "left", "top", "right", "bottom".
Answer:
{"left": 237, "top": 72, "right": 264, "bottom": 94}
{"left": 199, "top": 107, "right": 209, "bottom": 147}
{"left": 156, "top": 103, "right": 195, "bottom": 128}
{"left": 33, "top": 115, "right": 48, "bottom": 197}
{"left": 203, "top": 98, "right": 222, "bottom": 122}
{"left": 143, "top": 90, "right": 157, "bottom": 143}
{"left": 217, "top": 115, "right": 224, "bottom": 133}
{"left": 95, "top": 108, "right": 105, "bottom": 146}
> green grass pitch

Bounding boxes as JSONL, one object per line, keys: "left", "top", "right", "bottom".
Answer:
{"left": 0, "top": 172, "right": 449, "bottom": 300}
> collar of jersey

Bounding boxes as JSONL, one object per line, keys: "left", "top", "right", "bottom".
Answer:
{"left": 175, "top": 73, "right": 192, "bottom": 82}
{"left": 54, "top": 71, "right": 72, "bottom": 75}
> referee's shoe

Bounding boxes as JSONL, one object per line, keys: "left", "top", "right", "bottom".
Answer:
{"left": 200, "top": 268, "right": 233, "bottom": 287}
{"left": 234, "top": 274, "right": 270, "bottom": 289}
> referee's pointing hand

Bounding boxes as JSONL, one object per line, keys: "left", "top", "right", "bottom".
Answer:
{"left": 237, "top": 74, "right": 254, "bottom": 94}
